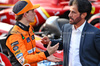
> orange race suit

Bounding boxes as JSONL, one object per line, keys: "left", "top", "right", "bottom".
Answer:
{"left": 6, "top": 22, "right": 50, "bottom": 66}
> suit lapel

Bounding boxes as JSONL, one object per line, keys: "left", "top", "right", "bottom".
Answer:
{"left": 79, "top": 22, "right": 88, "bottom": 60}
{"left": 63, "top": 24, "right": 72, "bottom": 66}
{"left": 67, "top": 27, "right": 72, "bottom": 65}
{"left": 67, "top": 27, "right": 72, "bottom": 53}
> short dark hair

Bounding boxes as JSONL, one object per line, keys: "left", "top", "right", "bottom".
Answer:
{"left": 69, "top": 0, "right": 92, "bottom": 19}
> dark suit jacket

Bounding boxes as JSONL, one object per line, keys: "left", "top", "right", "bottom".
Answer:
{"left": 51, "top": 21, "right": 100, "bottom": 66}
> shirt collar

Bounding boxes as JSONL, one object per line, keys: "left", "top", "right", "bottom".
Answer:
{"left": 16, "top": 22, "right": 29, "bottom": 31}
{"left": 72, "top": 20, "right": 86, "bottom": 32}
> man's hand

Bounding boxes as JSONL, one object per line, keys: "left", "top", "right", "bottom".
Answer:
{"left": 41, "top": 36, "right": 50, "bottom": 45}
{"left": 47, "top": 41, "right": 59, "bottom": 55}
{"left": 47, "top": 55, "right": 62, "bottom": 62}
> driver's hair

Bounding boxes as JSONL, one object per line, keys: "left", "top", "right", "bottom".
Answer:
{"left": 15, "top": 14, "right": 24, "bottom": 21}
{"left": 15, "top": 11, "right": 29, "bottom": 21}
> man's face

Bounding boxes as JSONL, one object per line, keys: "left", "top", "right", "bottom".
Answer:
{"left": 68, "top": 5, "right": 82, "bottom": 25}
{"left": 26, "top": 9, "right": 36, "bottom": 22}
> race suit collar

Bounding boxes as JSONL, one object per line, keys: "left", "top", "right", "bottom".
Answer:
{"left": 16, "top": 22, "right": 29, "bottom": 31}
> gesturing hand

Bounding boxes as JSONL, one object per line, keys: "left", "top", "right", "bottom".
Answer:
{"left": 41, "top": 36, "right": 50, "bottom": 45}
{"left": 47, "top": 54, "right": 62, "bottom": 62}
{"left": 47, "top": 41, "right": 59, "bottom": 55}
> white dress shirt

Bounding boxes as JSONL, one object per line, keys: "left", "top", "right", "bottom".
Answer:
{"left": 68, "top": 21, "right": 86, "bottom": 66}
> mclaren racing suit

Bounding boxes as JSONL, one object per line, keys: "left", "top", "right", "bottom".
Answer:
{"left": 6, "top": 22, "right": 50, "bottom": 66}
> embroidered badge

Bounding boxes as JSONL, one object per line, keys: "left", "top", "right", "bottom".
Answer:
{"left": 26, "top": 37, "right": 30, "bottom": 43}
{"left": 13, "top": 46, "right": 19, "bottom": 51}
{"left": 18, "top": 56, "right": 25, "bottom": 65}
{"left": 11, "top": 41, "right": 19, "bottom": 47}
{"left": 14, "top": 50, "right": 22, "bottom": 56}
{"left": 16, "top": 53, "right": 23, "bottom": 59}
{"left": 18, "top": 56, "right": 24, "bottom": 62}
{"left": 31, "top": 35, "right": 35, "bottom": 40}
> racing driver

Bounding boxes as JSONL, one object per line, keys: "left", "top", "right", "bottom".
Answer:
{"left": 6, "top": 0, "right": 61, "bottom": 66}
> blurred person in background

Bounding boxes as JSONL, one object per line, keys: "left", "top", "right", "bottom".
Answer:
{"left": 6, "top": 0, "right": 61, "bottom": 66}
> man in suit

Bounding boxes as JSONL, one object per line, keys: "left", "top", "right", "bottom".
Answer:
{"left": 41, "top": 0, "right": 100, "bottom": 66}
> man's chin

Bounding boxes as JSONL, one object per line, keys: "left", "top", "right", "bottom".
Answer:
{"left": 69, "top": 21, "right": 73, "bottom": 24}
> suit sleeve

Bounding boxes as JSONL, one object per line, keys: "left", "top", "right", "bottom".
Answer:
{"left": 6, "top": 34, "right": 49, "bottom": 65}
{"left": 94, "top": 30, "right": 100, "bottom": 54}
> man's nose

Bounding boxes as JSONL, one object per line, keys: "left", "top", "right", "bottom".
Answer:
{"left": 68, "top": 12, "right": 72, "bottom": 17}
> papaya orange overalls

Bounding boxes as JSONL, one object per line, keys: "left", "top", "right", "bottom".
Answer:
{"left": 6, "top": 22, "right": 49, "bottom": 66}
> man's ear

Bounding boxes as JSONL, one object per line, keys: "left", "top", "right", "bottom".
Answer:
{"left": 81, "top": 12, "right": 87, "bottom": 19}
{"left": 23, "top": 12, "right": 28, "bottom": 17}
